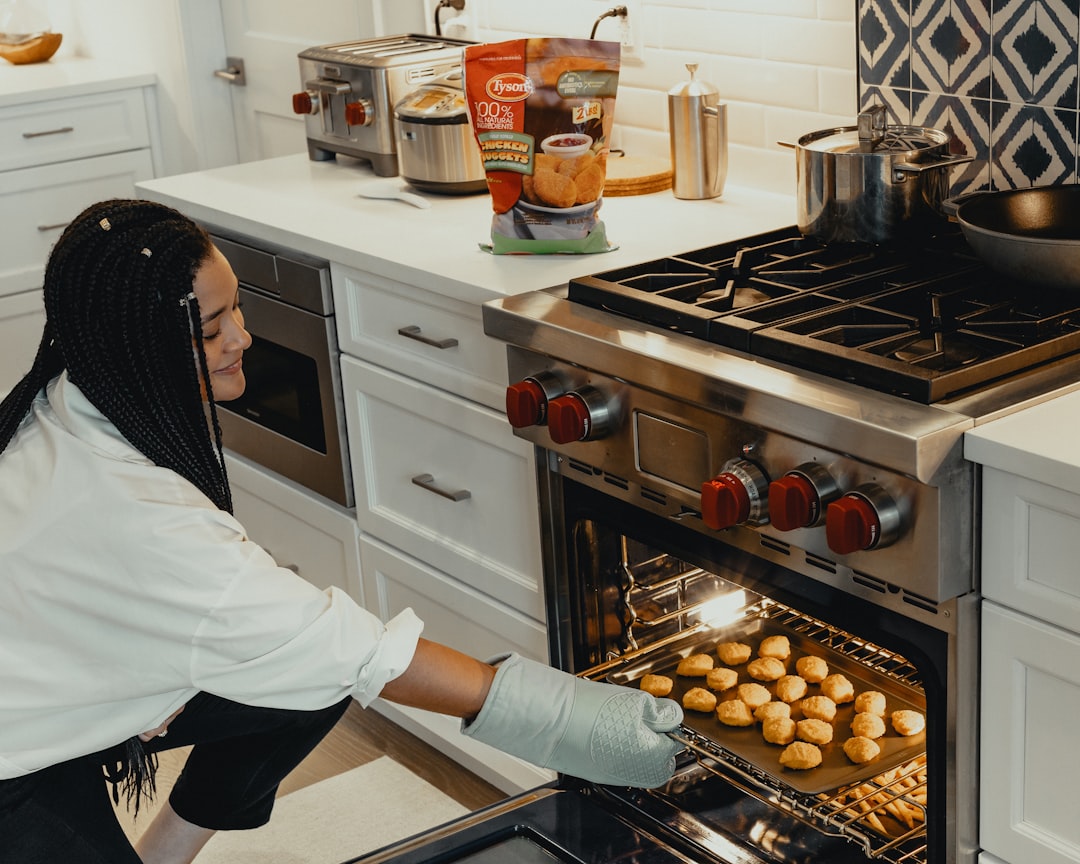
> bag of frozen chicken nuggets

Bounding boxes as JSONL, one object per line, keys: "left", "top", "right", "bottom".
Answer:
{"left": 463, "top": 37, "right": 620, "bottom": 254}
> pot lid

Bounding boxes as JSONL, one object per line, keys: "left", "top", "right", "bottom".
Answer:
{"left": 668, "top": 62, "right": 718, "bottom": 99}
{"left": 800, "top": 104, "right": 950, "bottom": 155}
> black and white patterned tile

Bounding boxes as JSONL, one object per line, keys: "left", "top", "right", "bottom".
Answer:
{"left": 912, "top": 93, "right": 992, "bottom": 192}
{"left": 991, "top": 0, "right": 1079, "bottom": 109}
{"left": 858, "top": 0, "right": 911, "bottom": 90}
{"left": 912, "top": 0, "right": 991, "bottom": 97}
{"left": 991, "top": 103, "right": 1078, "bottom": 186}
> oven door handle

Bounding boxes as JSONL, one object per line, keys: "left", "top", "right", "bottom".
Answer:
{"left": 411, "top": 473, "right": 471, "bottom": 502}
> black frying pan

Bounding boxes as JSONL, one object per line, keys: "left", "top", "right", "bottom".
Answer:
{"left": 951, "top": 184, "right": 1080, "bottom": 290}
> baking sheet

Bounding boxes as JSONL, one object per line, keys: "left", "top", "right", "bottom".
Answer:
{"left": 608, "top": 618, "right": 926, "bottom": 795}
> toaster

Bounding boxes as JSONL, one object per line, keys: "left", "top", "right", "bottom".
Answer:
{"left": 292, "top": 34, "right": 473, "bottom": 176}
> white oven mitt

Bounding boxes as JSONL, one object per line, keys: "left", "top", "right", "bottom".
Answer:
{"left": 461, "top": 653, "right": 684, "bottom": 788}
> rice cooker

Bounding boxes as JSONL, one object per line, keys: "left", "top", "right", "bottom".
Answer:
{"left": 394, "top": 68, "right": 486, "bottom": 194}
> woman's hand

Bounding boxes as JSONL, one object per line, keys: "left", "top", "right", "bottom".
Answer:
{"left": 139, "top": 705, "right": 185, "bottom": 742}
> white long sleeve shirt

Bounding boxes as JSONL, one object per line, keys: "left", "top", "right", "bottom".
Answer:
{"left": 0, "top": 373, "right": 423, "bottom": 779}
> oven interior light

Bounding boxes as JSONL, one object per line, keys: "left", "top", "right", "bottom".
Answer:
{"left": 694, "top": 590, "right": 747, "bottom": 628}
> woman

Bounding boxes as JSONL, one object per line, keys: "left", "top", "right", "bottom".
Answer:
{"left": 0, "top": 199, "right": 683, "bottom": 864}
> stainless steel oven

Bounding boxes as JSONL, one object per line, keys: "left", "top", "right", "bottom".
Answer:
{"left": 348, "top": 226, "right": 1080, "bottom": 864}
{"left": 205, "top": 228, "right": 352, "bottom": 507}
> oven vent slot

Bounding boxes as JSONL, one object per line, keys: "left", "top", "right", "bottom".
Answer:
{"left": 566, "top": 457, "right": 598, "bottom": 476}
{"left": 639, "top": 485, "right": 667, "bottom": 505}
{"left": 804, "top": 551, "right": 837, "bottom": 574}
{"left": 603, "top": 472, "right": 629, "bottom": 491}
{"left": 902, "top": 590, "right": 939, "bottom": 615}
{"left": 758, "top": 535, "right": 790, "bottom": 556}
{"left": 851, "top": 570, "right": 888, "bottom": 593}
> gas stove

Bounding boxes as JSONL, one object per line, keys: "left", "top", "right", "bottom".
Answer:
{"left": 568, "top": 226, "right": 1080, "bottom": 404}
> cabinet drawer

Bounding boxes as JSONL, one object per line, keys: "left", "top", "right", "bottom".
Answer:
{"left": 342, "top": 355, "right": 543, "bottom": 620}
{"left": 225, "top": 453, "right": 362, "bottom": 600}
{"left": 0, "top": 149, "right": 155, "bottom": 299}
{"left": 981, "top": 600, "right": 1080, "bottom": 864}
{"left": 0, "top": 88, "right": 150, "bottom": 173}
{"left": 0, "top": 289, "right": 45, "bottom": 398}
{"left": 332, "top": 263, "right": 507, "bottom": 411}
{"left": 981, "top": 467, "right": 1080, "bottom": 631}
{"left": 360, "top": 534, "right": 547, "bottom": 662}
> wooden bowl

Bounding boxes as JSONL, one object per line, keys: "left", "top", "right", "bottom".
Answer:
{"left": 0, "top": 32, "right": 63, "bottom": 65}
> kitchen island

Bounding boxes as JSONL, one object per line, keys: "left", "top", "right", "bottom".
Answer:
{"left": 137, "top": 155, "right": 796, "bottom": 793}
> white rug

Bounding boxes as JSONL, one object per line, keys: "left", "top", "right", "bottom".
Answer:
{"left": 192, "top": 757, "right": 469, "bottom": 863}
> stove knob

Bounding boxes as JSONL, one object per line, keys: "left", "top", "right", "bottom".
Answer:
{"left": 768, "top": 462, "right": 840, "bottom": 531}
{"left": 546, "top": 386, "right": 613, "bottom": 444}
{"left": 345, "top": 99, "right": 374, "bottom": 128}
{"left": 701, "top": 459, "right": 769, "bottom": 530}
{"left": 292, "top": 91, "right": 318, "bottom": 115}
{"left": 825, "top": 483, "right": 901, "bottom": 555}
{"left": 505, "top": 371, "right": 563, "bottom": 428}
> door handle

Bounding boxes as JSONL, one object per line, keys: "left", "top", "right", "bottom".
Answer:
{"left": 214, "top": 56, "right": 246, "bottom": 86}
{"left": 411, "top": 473, "right": 471, "bottom": 502}
{"left": 397, "top": 325, "right": 458, "bottom": 350}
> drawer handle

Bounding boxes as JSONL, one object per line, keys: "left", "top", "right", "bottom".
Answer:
{"left": 397, "top": 324, "right": 458, "bottom": 350}
{"left": 23, "top": 126, "right": 74, "bottom": 139}
{"left": 411, "top": 473, "right": 471, "bottom": 502}
{"left": 37, "top": 222, "right": 69, "bottom": 232}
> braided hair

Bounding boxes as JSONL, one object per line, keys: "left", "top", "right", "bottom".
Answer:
{"left": 0, "top": 198, "right": 232, "bottom": 511}
{"left": 0, "top": 198, "right": 235, "bottom": 812}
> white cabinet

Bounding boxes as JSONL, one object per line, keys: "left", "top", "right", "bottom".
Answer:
{"left": 335, "top": 262, "right": 548, "bottom": 793}
{"left": 978, "top": 464, "right": 1080, "bottom": 864}
{"left": 225, "top": 453, "right": 361, "bottom": 599}
{"left": 0, "top": 76, "right": 157, "bottom": 396}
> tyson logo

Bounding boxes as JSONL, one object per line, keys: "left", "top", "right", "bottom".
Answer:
{"left": 485, "top": 73, "right": 533, "bottom": 102}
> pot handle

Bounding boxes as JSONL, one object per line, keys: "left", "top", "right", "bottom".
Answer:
{"left": 893, "top": 154, "right": 974, "bottom": 174}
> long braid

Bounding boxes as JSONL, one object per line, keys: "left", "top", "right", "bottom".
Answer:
{"left": 0, "top": 198, "right": 237, "bottom": 810}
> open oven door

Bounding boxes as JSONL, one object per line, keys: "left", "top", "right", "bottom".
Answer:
{"left": 341, "top": 781, "right": 732, "bottom": 864}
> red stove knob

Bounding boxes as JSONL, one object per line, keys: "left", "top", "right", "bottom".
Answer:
{"left": 825, "top": 483, "right": 901, "bottom": 554}
{"left": 345, "top": 99, "right": 373, "bottom": 127}
{"left": 505, "top": 372, "right": 563, "bottom": 428}
{"left": 292, "top": 91, "right": 317, "bottom": 115}
{"left": 768, "top": 462, "right": 840, "bottom": 531}
{"left": 701, "top": 459, "right": 769, "bottom": 530}
{"left": 546, "top": 386, "right": 613, "bottom": 444}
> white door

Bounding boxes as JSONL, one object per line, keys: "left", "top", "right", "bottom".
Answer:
{"left": 217, "top": 1, "right": 427, "bottom": 163}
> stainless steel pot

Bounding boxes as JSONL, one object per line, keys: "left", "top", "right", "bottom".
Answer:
{"left": 949, "top": 184, "right": 1080, "bottom": 290}
{"left": 394, "top": 68, "right": 486, "bottom": 195}
{"left": 791, "top": 106, "right": 973, "bottom": 244}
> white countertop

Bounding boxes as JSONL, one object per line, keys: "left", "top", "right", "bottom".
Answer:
{"left": 137, "top": 154, "right": 797, "bottom": 306}
{"left": 0, "top": 56, "right": 155, "bottom": 107}
{"left": 965, "top": 389, "right": 1080, "bottom": 493}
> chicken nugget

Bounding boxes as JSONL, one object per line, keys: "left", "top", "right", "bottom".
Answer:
{"left": 556, "top": 151, "right": 595, "bottom": 177}
{"left": 795, "top": 655, "right": 828, "bottom": 683}
{"left": 705, "top": 667, "right": 738, "bottom": 692}
{"left": 682, "top": 687, "right": 717, "bottom": 713}
{"left": 799, "top": 695, "right": 837, "bottom": 722}
{"left": 639, "top": 673, "right": 673, "bottom": 697}
{"left": 759, "top": 635, "right": 791, "bottom": 660}
{"left": 820, "top": 673, "right": 855, "bottom": 704}
{"left": 520, "top": 173, "right": 538, "bottom": 204}
{"left": 851, "top": 712, "right": 886, "bottom": 739}
{"left": 891, "top": 709, "right": 926, "bottom": 736}
{"left": 779, "top": 741, "right": 822, "bottom": 770}
{"left": 776, "top": 674, "right": 808, "bottom": 703}
{"left": 843, "top": 735, "right": 881, "bottom": 764}
{"left": 572, "top": 163, "right": 605, "bottom": 204}
{"left": 762, "top": 717, "right": 796, "bottom": 745}
{"left": 534, "top": 153, "right": 561, "bottom": 173}
{"left": 796, "top": 718, "right": 833, "bottom": 746}
{"left": 747, "top": 657, "right": 785, "bottom": 682}
{"left": 754, "top": 701, "right": 792, "bottom": 723}
{"left": 533, "top": 167, "right": 577, "bottom": 209}
{"left": 716, "top": 641, "right": 752, "bottom": 665}
{"left": 676, "top": 653, "right": 714, "bottom": 677}
{"left": 716, "top": 699, "right": 755, "bottom": 727}
{"left": 854, "top": 690, "right": 887, "bottom": 717}
{"left": 736, "top": 682, "right": 772, "bottom": 710}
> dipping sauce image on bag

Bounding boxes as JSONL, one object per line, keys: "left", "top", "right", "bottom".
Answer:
{"left": 463, "top": 37, "right": 621, "bottom": 254}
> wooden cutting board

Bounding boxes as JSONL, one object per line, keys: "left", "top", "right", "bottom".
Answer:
{"left": 604, "top": 155, "right": 673, "bottom": 196}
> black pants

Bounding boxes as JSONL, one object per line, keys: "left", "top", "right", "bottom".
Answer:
{"left": 0, "top": 692, "right": 352, "bottom": 863}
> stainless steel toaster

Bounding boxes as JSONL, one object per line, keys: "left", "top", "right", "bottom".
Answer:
{"left": 292, "top": 34, "right": 473, "bottom": 176}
